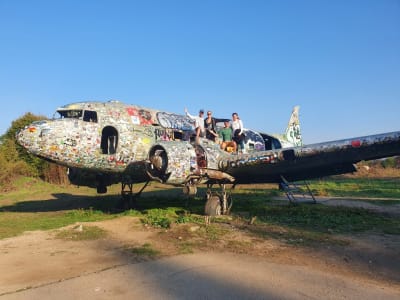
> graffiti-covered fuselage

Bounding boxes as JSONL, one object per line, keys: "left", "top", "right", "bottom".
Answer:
{"left": 17, "top": 100, "right": 400, "bottom": 194}
{"left": 19, "top": 101, "right": 160, "bottom": 170}
{"left": 17, "top": 101, "right": 285, "bottom": 187}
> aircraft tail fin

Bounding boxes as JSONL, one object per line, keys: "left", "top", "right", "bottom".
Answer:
{"left": 284, "top": 106, "right": 302, "bottom": 146}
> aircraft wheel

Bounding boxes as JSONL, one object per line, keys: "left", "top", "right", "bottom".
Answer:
{"left": 97, "top": 185, "right": 107, "bottom": 194}
{"left": 204, "top": 195, "right": 222, "bottom": 216}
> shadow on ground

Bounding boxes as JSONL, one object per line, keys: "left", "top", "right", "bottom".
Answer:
{"left": 0, "top": 187, "right": 207, "bottom": 214}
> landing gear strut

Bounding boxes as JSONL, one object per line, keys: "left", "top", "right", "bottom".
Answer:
{"left": 204, "top": 183, "right": 233, "bottom": 216}
{"left": 119, "top": 179, "right": 150, "bottom": 209}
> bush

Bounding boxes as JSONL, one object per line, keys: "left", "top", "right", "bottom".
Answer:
{"left": 141, "top": 209, "right": 173, "bottom": 228}
{"left": 381, "top": 157, "right": 397, "bottom": 169}
{"left": 0, "top": 112, "right": 51, "bottom": 187}
{"left": 0, "top": 155, "right": 33, "bottom": 191}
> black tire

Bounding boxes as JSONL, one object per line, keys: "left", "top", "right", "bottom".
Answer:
{"left": 204, "top": 195, "right": 222, "bottom": 216}
{"left": 97, "top": 185, "right": 107, "bottom": 194}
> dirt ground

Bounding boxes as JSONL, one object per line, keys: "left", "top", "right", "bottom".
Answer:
{"left": 0, "top": 199, "right": 399, "bottom": 299}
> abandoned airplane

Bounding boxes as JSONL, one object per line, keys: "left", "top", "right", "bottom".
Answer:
{"left": 16, "top": 100, "right": 400, "bottom": 215}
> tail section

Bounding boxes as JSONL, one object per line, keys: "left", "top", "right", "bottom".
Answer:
{"left": 284, "top": 106, "right": 302, "bottom": 146}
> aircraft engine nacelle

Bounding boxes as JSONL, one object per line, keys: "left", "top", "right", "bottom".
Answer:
{"left": 146, "top": 141, "right": 198, "bottom": 185}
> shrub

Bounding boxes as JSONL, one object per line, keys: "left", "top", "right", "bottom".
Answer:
{"left": 0, "top": 112, "right": 49, "bottom": 187}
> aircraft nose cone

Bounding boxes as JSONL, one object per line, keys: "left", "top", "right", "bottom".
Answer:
{"left": 16, "top": 125, "right": 38, "bottom": 152}
{"left": 16, "top": 121, "right": 48, "bottom": 154}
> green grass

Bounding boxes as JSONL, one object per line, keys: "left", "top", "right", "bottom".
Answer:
{"left": 0, "top": 176, "right": 399, "bottom": 246}
{"left": 0, "top": 178, "right": 203, "bottom": 238}
{"left": 225, "top": 181, "right": 400, "bottom": 245}
{"left": 0, "top": 209, "right": 114, "bottom": 239}
{"left": 361, "top": 199, "right": 400, "bottom": 206}
{"left": 0, "top": 177, "right": 68, "bottom": 202}
{"left": 140, "top": 207, "right": 199, "bottom": 228}
{"left": 305, "top": 177, "right": 400, "bottom": 199}
{"left": 226, "top": 188, "right": 400, "bottom": 245}
{"left": 55, "top": 225, "right": 108, "bottom": 241}
{"left": 254, "top": 204, "right": 400, "bottom": 234}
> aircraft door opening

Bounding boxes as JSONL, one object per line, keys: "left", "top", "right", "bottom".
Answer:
{"left": 195, "top": 145, "right": 207, "bottom": 169}
{"left": 101, "top": 126, "right": 118, "bottom": 154}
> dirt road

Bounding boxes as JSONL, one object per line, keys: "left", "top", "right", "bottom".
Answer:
{"left": 0, "top": 216, "right": 399, "bottom": 299}
{"left": 2, "top": 253, "right": 399, "bottom": 300}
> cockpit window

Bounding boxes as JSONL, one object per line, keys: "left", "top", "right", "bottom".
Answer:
{"left": 83, "top": 110, "right": 98, "bottom": 123}
{"left": 54, "top": 109, "right": 97, "bottom": 123}
{"left": 56, "top": 110, "right": 83, "bottom": 119}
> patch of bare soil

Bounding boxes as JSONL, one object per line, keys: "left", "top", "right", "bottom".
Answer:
{"left": 0, "top": 217, "right": 155, "bottom": 295}
{"left": 267, "top": 197, "right": 400, "bottom": 285}
{"left": 0, "top": 210, "right": 399, "bottom": 297}
{"left": 319, "top": 233, "right": 400, "bottom": 284}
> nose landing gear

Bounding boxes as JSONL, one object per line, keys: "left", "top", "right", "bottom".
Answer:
{"left": 119, "top": 178, "right": 150, "bottom": 209}
{"left": 204, "top": 183, "right": 233, "bottom": 216}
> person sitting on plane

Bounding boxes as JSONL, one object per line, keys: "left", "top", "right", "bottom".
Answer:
{"left": 185, "top": 108, "right": 205, "bottom": 143}
{"left": 231, "top": 112, "right": 245, "bottom": 153}
{"left": 219, "top": 120, "right": 237, "bottom": 152}
{"left": 204, "top": 111, "right": 218, "bottom": 142}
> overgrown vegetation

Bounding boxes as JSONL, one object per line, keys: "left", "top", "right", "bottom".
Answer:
{"left": 0, "top": 113, "right": 68, "bottom": 191}
{"left": 140, "top": 208, "right": 200, "bottom": 228}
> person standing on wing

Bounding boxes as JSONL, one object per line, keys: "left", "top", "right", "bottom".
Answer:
{"left": 185, "top": 108, "right": 205, "bottom": 144}
{"left": 231, "top": 112, "right": 245, "bottom": 153}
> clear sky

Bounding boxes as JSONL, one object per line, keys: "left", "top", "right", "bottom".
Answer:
{"left": 1, "top": 0, "right": 399, "bottom": 144}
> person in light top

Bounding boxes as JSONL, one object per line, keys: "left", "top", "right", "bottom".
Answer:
{"left": 185, "top": 108, "right": 205, "bottom": 143}
{"left": 231, "top": 112, "right": 245, "bottom": 153}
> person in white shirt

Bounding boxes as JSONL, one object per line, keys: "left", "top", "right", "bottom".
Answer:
{"left": 185, "top": 108, "right": 205, "bottom": 143}
{"left": 231, "top": 112, "right": 245, "bottom": 153}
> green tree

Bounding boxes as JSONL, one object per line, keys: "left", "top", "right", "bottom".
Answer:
{"left": 0, "top": 113, "right": 48, "bottom": 186}
{"left": 4, "top": 112, "right": 45, "bottom": 140}
{"left": 1, "top": 112, "right": 69, "bottom": 186}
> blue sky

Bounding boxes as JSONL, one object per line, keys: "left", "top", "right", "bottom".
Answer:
{"left": 0, "top": 0, "right": 399, "bottom": 144}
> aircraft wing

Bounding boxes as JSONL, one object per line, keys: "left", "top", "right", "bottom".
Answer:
{"left": 219, "top": 131, "right": 400, "bottom": 184}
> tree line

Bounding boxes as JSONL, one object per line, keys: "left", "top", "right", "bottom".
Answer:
{"left": 0, "top": 113, "right": 68, "bottom": 190}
